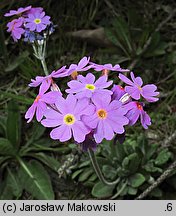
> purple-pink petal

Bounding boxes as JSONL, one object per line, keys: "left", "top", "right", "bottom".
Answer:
{"left": 125, "top": 86, "right": 141, "bottom": 100}
{"left": 140, "top": 110, "right": 151, "bottom": 129}
{"left": 50, "top": 125, "right": 72, "bottom": 141}
{"left": 119, "top": 73, "right": 134, "bottom": 86}
{"left": 72, "top": 121, "right": 90, "bottom": 143}
{"left": 25, "top": 103, "right": 37, "bottom": 123}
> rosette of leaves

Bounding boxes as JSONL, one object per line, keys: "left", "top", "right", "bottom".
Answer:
{"left": 72, "top": 134, "right": 173, "bottom": 199}
{"left": 0, "top": 100, "right": 70, "bottom": 200}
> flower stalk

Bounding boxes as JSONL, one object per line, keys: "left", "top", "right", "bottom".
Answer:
{"left": 32, "top": 38, "right": 49, "bottom": 76}
{"left": 88, "top": 148, "right": 120, "bottom": 186}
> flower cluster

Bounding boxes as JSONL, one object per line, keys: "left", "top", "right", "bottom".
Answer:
{"left": 25, "top": 57, "right": 159, "bottom": 150}
{"left": 5, "top": 6, "right": 54, "bottom": 42}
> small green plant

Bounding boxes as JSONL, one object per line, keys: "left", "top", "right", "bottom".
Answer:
{"left": 72, "top": 134, "right": 173, "bottom": 199}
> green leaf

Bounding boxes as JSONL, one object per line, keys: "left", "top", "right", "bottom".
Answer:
{"left": 102, "top": 165, "right": 117, "bottom": 180}
{"left": 88, "top": 173, "right": 97, "bottom": 182}
{"left": 92, "top": 181, "right": 115, "bottom": 198}
{"left": 0, "top": 156, "right": 11, "bottom": 166}
{"left": 144, "top": 161, "right": 162, "bottom": 173}
{"left": 0, "top": 174, "right": 14, "bottom": 200}
{"left": 5, "top": 51, "right": 29, "bottom": 72}
{"left": 113, "top": 142, "right": 126, "bottom": 162}
{"left": 128, "top": 186, "right": 138, "bottom": 195}
{"left": 122, "top": 157, "right": 129, "bottom": 169}
{"left": 29, "top": 122, "right": 46, "bottom": 142}
{"left": 0, "top": 116, "right": 6, "bottom": 136}
{"left": 0, "top": 90, "right": 33, "bottom": 105}
{"left": 6, "top": 100, "right": 21, "bottom": 149}
{"left": 72, "top": 169, "right": 83, "bottom": 180}
{"left": 19, "top": 159, "right": 54, "bottom": 199}
{"left": 112, "top": 17, "right": 133, "bottom": 53}
{"left": 105, "top": 28, "right": 129, "bottom": 56}
{"left": 127, "top": 153, "right": 141, "bottom": 173}
{"left": 129, "top": 173, "right": 146, "bottom": 188}
{"left": 7, "top": 168, "right": 22, "bottom": 198}
{"left": 0, "top": 138, "right": 15, "bottom": 156}
{"left": 78, "top": 168, "right": 94, "bottom": 182}
{"left": 78, "top": 160, "right": 91, "bottom": 168}
{"left": 155, "top": 149, "right": 172, "bottom": 166}
{"left": 32, "top": 153, "right": 61, "bottom": 172}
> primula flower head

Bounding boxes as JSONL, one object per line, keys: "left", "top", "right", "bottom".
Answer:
{"left": 25, "top": 11, "right": 51, "bottom": 33}
{"left": 5, "top": 6, "right": 52, "bottom": 42}
{"left": 66, "top": 73, "right": 113, "bottom": 100}
{"left": 24, "top": 55, "right": 159, "bottom": 150}
{"left": 82, "top": 96, "right": 129, "bottom": 143}
{"left": 124, "top": 101, "right": 151, "bottom": 129}
{"left": 119, "top": 72, "right": 159, "bottom": 102}
{"left": 41, "top": 94, "right": 94, "bottom": 143}
{"left": 25, "top": 87, "right": 61, "bottom": 123}
{"left": 4, "top": 6, "right": 32, "bottom": 17}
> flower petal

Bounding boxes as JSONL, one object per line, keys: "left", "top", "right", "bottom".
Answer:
{"left": 50, "top": 125, "right": 72, "bottom": 141}
{"left": 119, "top": 73, "right": 134, "bottom": 86}
{"left": 71, "top": 121, "right": 90, "bottom": 143}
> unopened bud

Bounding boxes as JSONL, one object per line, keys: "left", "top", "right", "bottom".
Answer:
{"left": 51, "top": 82, "right": 62, "bottom": 94}
{"left": 102, "top": 69, "right": 109, "bottom": 76}
{"left": 119, "top": 93, "right": 131, "bottom": 104}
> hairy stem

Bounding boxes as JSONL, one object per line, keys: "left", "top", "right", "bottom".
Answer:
{"left": 88, "top": 148, "right": 120, "bottom": 186}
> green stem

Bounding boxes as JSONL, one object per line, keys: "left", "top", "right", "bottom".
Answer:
{"left": 88, "top": 148, "right": 120, "bottom": 186}
{"left": 40, "top": 58, "right": 49, "bottom": 76}
{"left": 32, "top": 42, "right": 49, "bottom": 76}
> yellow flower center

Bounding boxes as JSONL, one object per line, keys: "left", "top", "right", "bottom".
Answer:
{"left": 85, "top": 84, "right": 96, "bottom": 91}
{"left": 137, "top": 85, "right": 142, "bottom": 90}
{"left": 63, "top": 114, "right": 75, "bottom": 125}
{"left": 34, "top": 18, "right": 41, "bottom": 24}
{"left": 71, "top": 71, "right": 78, "bottom": 80}
{"left": 97, "top": 109, "right": 107, "bottom": 119}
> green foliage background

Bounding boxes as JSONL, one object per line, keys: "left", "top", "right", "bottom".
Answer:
{"left": 0, "top": 0, "right": 176, "bottom": 199}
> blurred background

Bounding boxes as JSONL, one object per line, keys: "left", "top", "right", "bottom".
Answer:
{"left": 0, "top": 0, "right": 176, "bottom": 200}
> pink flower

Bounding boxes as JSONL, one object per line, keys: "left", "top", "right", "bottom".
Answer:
{"left": 25, "top": 11, "right": 51, "bottom": 32}
{"left": 29, "top": 66, "right": 66, "bottom": 92}
{"left": 82, "top": 96, "right": 129, "bottom": 143}
{"left": 25, "top": 88, "right": 61, "bottom": 123}
{"left": 66, "top": 73, "right": 113, "bottom": 100}
{"left": 124, "top": 102, "right": 151, "bottom": 129}
{"left": 61, "top": 57, "right": 93, "bottom": 77}
{"left": 7, "top": 17, "right": 25, "bottom": 41}
{"left": 119, "top": 72, "right": 159, "bottom": 102}
{"left": 41, "top": 94, "right": 94, "bottom": 143}
{"left": 4, "top": 6, "right": 31, "bottom": 17}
